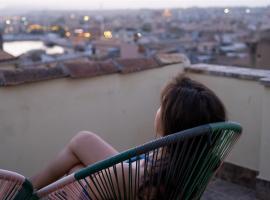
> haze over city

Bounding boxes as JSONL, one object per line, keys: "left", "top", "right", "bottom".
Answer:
{"left": 0, "top": 0, "right": 269, "bottom": 10}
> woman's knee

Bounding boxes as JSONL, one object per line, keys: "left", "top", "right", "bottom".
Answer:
{"left": 67, "top": 164, "right": 85, "bottom": 174}
{"left": 69, "top": 131, "right": 99, "bottom": 150}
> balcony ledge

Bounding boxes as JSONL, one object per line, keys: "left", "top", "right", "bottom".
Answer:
{"left": 185, "top": 64, "right": 270, "bottom": 87}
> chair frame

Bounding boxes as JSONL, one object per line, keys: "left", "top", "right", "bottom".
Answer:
{"left": 0, "top": 169, "right": 34, "bottom": 200}
{"left": 36, "top": 121, "right": 242, "bottom": 199}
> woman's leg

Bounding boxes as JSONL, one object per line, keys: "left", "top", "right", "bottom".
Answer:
{"left": 67, "top": 164, "right": 85, "bottom": 174}
{"left": 30, "top": 131, "right": 118, "bottom": 190}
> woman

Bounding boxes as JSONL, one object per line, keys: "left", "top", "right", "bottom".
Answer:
{"left": 30, "top": 75, "right": 226, "bottom": 194}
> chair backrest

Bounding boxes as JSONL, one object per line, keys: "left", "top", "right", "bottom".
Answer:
{"left": 37, "top": 121, "right": 242, "bottom": 200}
{"left": 0, "top": 169, "right": 34, "bottom": 200}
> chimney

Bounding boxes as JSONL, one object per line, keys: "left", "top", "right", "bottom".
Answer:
{"left": 120, "top": 43, "right": 140, "bottom": 59}
{"left": 0, "top": 32, "right": 3, "bottom": 50}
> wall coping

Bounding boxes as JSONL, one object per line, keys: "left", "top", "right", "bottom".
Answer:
{"left": 185, "top": 64, "right": 270, "bottom": 87}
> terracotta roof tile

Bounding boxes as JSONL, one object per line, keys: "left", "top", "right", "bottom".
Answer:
{"left": 0, "top": 67, "right": 66, "bottom": 86}
{"left": 64, "top": 61, "right": 100, "bottom": 78}
{"left": 0, "top": 53, "right": 188, "bottom": 87}
{"left": 98, "top": 60, "right": 119, "bottom": 74}
{"left": 115, "top": 57, "right": 160, "bottom": 74}
{"left": 0, "top": 50, "right": 16, "bottom": 61}
{"left": 63, "top": 60, "right": 118, "bottom": 78}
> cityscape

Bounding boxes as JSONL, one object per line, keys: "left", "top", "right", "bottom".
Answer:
{"left": 1, "top": 3, "right": 270, "bottom": 200}
{"left": 0, "top": 6, "right": 270, "bottom": 69}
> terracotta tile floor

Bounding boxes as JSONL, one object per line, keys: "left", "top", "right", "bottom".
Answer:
{"left": 202, "top": 179, "right": 258, "bottom": 200}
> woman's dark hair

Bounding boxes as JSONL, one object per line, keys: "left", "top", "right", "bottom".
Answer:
{"left": 138, "top": 75, "right": 227, "bottom": 199}
{"left": 160, "top": 75, "right": 226, "bottom": 136}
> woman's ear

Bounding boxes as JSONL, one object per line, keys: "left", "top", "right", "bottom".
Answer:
{"left": 154, "top": 107, "right": 163, "bottom": 137}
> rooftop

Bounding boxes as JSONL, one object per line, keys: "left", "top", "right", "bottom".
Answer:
{"left": 0, "top": 53, "right": 188, "bottom": 86}
{"left": 0, "top": 50, "right": 16, "bottom": 62}
{"left": 1, "top": 52, "right": 270, "bottom": 87}
{"left": 0, "top": 53, "right": 270, "bottom": 199}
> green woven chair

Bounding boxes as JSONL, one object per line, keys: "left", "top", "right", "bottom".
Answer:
{"left": 35, "top": 121, "right": 242, "bottom": 200}
{"left": 0, "top": 169, "right": 34, "bottom": 200}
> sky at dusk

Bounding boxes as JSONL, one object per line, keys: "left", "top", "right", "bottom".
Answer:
{"left": 0, "top": 0, "right": 269, "bottom": 10}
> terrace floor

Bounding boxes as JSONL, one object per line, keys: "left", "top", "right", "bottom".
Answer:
{"left": 202, "top": 179, "right": 258, "bottom": 200}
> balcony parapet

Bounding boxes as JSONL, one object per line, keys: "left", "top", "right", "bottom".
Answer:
{"left": 185, "top": 64, "right": 270, "bottom": 87}
{"left": 260, "top": 77, "right": 270, "bottom": 87}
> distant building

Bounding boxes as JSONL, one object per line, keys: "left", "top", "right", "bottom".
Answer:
{"left": 254, "top": 30, "right": 270, "bottom": 69}
{"left": 162, "top": 9, "right": 172, "bottom": 18}
{"left": 0, "top": 32, "right": 3, "bottom": 50}
{"left": 92, "top": 39, "right": 141, "bottom": 59}
{"left": 0, "top": 50, "right": 15, "bottom": 62}
{"left": 245, "top": 30, "right": 270, "bottom": 69}
{"left": 197, "top": 41, "right": 219, "bottom": 54}
{"left": 0, "top": 50, "right": 17, "bottom": 69}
